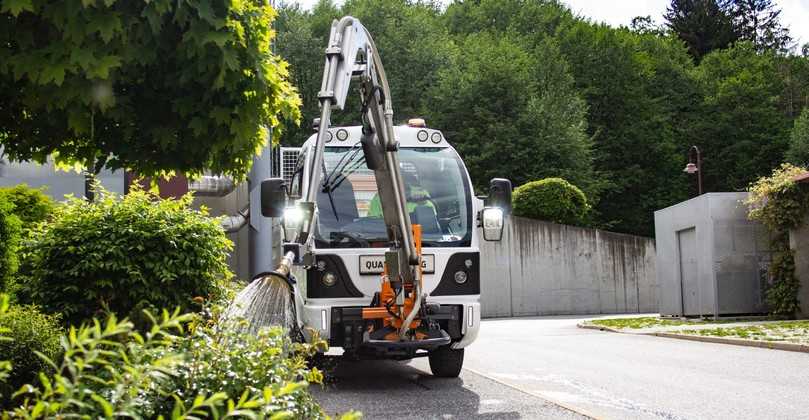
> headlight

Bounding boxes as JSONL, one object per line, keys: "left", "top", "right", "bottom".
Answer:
{"left": 483, "top": 207, "right": 504, "bottom": 228}
{"left": 454, "top": 270, "right": 468, "bottom": 284}
{"left": 322, "top": 272, "right": 337, "bottom": 287}
{"left": 482, "top": 207, "right": 505, "bottom": 241}
{"left": 336, "top": 129, "right": 349, "bottom": 141}
{"left": 283, "top": 206, "right": 304, "bottom": 229}
{"left": 430, "top": 132, "right": 442, "bottom": 143}
{"left": 417, "top": 130, "right": 429, "bottom": 142}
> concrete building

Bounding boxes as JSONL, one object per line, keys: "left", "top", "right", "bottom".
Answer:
{"left": 654, "top": 193, "right": 770, "bottom": 317}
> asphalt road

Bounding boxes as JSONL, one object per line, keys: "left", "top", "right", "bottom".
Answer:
{"left": 312, "top": 356, "right": 585, "bottom": 419}
{"left": 465, "top": 315, "right": 809, "bottom": 420}
{"left": 315, "top": 315, "right": 809, "bottom": 419}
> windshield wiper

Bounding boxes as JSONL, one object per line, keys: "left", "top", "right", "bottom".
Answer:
{"left": 318, "top": 141, "right": 362, "bottom": 221}
{"left": 322, "top": 141, "right": 362, "bottom": 193}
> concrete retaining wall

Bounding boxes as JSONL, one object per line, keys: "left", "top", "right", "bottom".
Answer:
{"left": 480, "top": 217, "right": 657, "bottom": 318}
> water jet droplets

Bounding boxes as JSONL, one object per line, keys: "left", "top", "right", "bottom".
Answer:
{"left": 225, "top": 275, "right": 295, "bottom": 334}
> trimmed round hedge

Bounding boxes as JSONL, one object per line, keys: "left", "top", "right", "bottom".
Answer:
{"left": 512, "top": 178, "right": 589, "bottom": 226}
{"left": 16, "top": 188, "right": 232, "bottom": 325}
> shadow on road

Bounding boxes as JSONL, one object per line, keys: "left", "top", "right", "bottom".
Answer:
{"left": 311, "top": 356, "right": 522, "bottom": 419}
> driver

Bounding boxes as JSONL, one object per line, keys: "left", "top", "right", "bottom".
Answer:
{"left": 367, "top": 168, "right": 436, "bottom": 218}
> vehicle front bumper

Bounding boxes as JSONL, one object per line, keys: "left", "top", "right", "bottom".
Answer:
{"left": 301, "top": 300, "right": 480, "bottom": 352}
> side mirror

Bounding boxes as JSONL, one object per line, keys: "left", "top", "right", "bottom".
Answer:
{"left": 481, "top": 207, "right": 505, "bottom": 241}
{"left": 485, "top": 178, "right": 512, "bottom": 215}
{"left": 260, "top": 178, "right": 287, "bottom": 217}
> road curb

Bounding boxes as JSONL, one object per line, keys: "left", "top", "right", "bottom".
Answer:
{"left": 462, "top": 367, "right": 602, "bottom": 420}
{"left": 577, "top": 322, "right": 809, "bottom": 354}
{"left": 576, "top": 323, "right": 623, "bottom": 333}
{"left": 649, "top": 332, "right": 809, "bottom": 353}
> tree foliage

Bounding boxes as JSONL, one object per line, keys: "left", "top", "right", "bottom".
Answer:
{"left": 664, "top": 0, "right": 737, "bottom": 61}
{"left": 0, "top": 200, "right": 21, "bottom": 292}
{"left": 729, "top": 0, "right": 792, "bottom": 52}
{"left": 693, "top": 42, "right": 791, "bottom": 191}
{"left": 429, "top": 33, "right": 597, "bottom": 195}
{"left": 786, "top": 108, "right": 809, "bottom": 167}
{"left": 0, "top": 184, "right": 54, "bottom": 226}
{"left": 0, "top": 0, "right": 300, "bottom": 179}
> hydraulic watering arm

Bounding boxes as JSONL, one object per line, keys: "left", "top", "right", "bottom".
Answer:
{"left": 292, "top": 16, "right": 424, "bottom": 339}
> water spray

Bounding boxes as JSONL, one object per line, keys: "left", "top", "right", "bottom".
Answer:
{"left": 225, "top": 251, "right": 298, "bottom": 335}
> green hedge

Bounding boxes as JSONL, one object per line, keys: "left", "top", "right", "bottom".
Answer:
{"left": 0, "top": 304, "right": 63, "bottom": 401}
{"left": 512, "top": 178, "right": 589, "bottom": 226}
{"left": 4, "top": 309, "right": 339, "bottom": 419}
{"left": 0, "top": 200, "right": 21, "bottom": 293}
{"left": 16, "top": 188, "right": 232, "bottom": 325}
{"left": 0, "top": 184, "right": 54, "bottom": 226}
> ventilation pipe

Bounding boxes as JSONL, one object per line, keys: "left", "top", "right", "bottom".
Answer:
{"left": 188, "top": 175, "right": 237, "bottom": 196}
{"left": 221, "top": 205, "right": 249, "bottom": 234}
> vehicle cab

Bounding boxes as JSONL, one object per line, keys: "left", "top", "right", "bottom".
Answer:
{"left": 276, "top": 121, "right": 510, "bottom": 361}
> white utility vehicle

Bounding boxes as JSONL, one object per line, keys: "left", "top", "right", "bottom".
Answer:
{"left": 260, "top": 16, "right": 511, "bottom": 377}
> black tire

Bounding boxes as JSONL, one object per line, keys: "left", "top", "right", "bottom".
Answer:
{"left": 428, "top": 345, "right": 464, "bottom": 378}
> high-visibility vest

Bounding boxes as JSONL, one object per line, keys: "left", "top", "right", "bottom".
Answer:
{"left": 367, "top": 187, "right": 435, "bottom": 218}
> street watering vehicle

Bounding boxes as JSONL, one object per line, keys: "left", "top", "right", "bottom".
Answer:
{"left": 259, "top": 16, "right": 511, "bottom": 377}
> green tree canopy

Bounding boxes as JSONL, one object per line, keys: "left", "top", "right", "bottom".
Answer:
{"left": 663, "top": 0, "right": 737, "bottom": 61}
{"left": 786, "top": 108, "right": 809, "bottom": 166}
{"left": 429, "top": 33, "right": 597, "bottom": 197}
{"left": 730, "top": 0, "right": 792, "bottom": 52}
{"left": 275, "top": 0, "right": 452, "bottom": 146}
{"left": 693, "top": 42, "right": 791, "bottom": 191}
{"left": 0, "top": 0, "right": 300, "bottom": 179}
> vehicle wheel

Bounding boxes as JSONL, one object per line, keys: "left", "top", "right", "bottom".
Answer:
{"left": 428, "top": 345, "right": 464, "bottom": 378}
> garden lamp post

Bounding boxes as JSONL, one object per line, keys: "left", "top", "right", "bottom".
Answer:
{"left": 683, "top": 145, "right": 702, "bottom": 195}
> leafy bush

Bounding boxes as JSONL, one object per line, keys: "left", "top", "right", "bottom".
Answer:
{"left": 0, "top": 295, "right": 12, "bottom": 394}
{"left": 0, "top": 184, "right": 55, "bottom": 226}
{"left": 16, "top": 188, "right": 232, "bottom": 325}
{"left": 0, "top": 304, "right": 62, "bottom": 401}
{"left": 0, "top": 200, "right": 21, "bottom": 293}
{"left": 746, "top": 163, "right": 809, "bottom": 316}
{"left": 512, "top": 178, "right": 590, "bottom": 225}
{"left": 6, "top": 309, "right": 339, "bottom": 419}
{"left": 164, "top": 312, "right": 329, "bottom": 418}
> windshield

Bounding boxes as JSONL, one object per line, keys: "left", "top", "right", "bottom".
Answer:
{"left": 314, "top": 146, "right": 472, "bottom": 249}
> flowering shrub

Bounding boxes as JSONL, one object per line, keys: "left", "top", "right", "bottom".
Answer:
{"left": 746, "top": 163, "right": 809, "bottom": 315}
